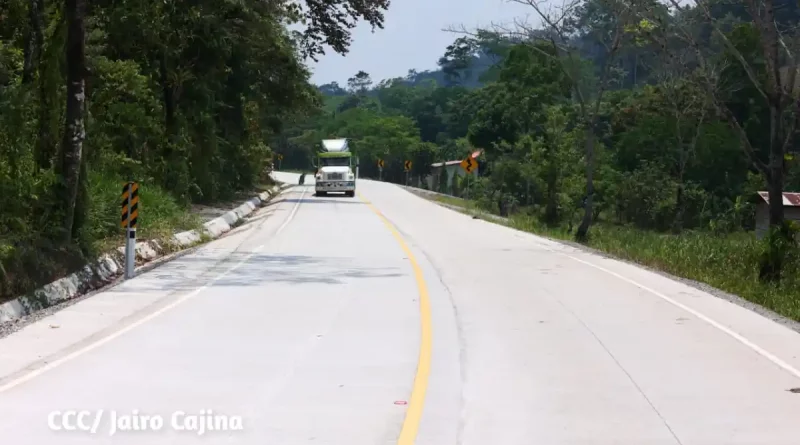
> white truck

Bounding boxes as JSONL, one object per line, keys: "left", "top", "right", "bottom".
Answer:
{"left": 314, "top": 138, "right": 356, "bottom": 197}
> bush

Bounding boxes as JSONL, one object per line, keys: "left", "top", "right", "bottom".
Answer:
{"left": 83, "top": 169, "right": 200, "bottom": 244}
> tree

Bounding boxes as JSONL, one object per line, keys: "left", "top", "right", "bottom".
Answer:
{"left": 21, "top": 0, "right": 44, "bottom": 85}
{"left": 319, "top": 81, "right": 348, "bottom": 96}
{"left": 636, "top": 0, "right": 800, "bottom": 280}
{"left": 659, "top": 77, "right": 708, "bottom": 233}
{"left": 347, "top": 70, "right": 373, "bottom": 94}
{"left": 291, "top": 0, "right": 391, "bottom": 60}
{"left": 0, "top": 0, "right": 388, "bottom": 299}
{"left": 537, "top": 105, "right": 581, "bottom": 224}
{"left": 483, "top": 0, "right": 641, "bottom": 240}
{"left": 438, "top": 37, "right": 479, "bottom": 85}
{"left": 60, "top": 0, "right": 88, "bottom": 243}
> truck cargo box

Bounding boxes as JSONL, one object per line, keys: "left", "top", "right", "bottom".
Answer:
{"left": 321, "top": 139, "right": 349, "bottom": 152}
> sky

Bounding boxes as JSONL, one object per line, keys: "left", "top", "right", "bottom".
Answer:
{"left": 307, "top": 0, "right": 537, "bottom": 86}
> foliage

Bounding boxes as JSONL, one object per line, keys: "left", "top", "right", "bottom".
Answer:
{"left": 0, "top": 0, "right": 389, "bottom": 301}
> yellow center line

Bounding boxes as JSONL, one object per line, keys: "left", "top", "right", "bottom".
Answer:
{"left": 359, "top": 192, "right": 432, "bottom": 445}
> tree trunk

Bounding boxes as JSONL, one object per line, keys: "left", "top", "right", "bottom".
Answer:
{"left": 673, "top": 180, "right": 684, "bottom": 233}
{"left": 60, "top": 0, "right": 87, "bottom": 243}
{"left": 768, "top": 105, "right": 785, "bottom": 227}
{"left": 758, "top": 102, "right": 789, "bottom": 282}
{"left": 36, "top": 61, "right": 54, "bottom": 170}
{"left": 673, "top": 151, "right": 687, "bottom": 233}
{"left": 29, "top": 0, "right": 50, "bottom": 171}
{"left": 73, "top": 61, "right": 90, "bottom": 245}
{"left": 575, "top": 127, "right": 596, "bottom": 241}
{"left": 160, "top": 53, "right": 177, "bottom": 142}
{"left": 767, "top": 174, "right": 785, "bottom": 226}
{"left": 158, "top": 49, "right": 186, "bottom": 197}
{"left": 544, "top": 162, "right": 558, "bottom": 225}
{"left": 72, "top": 142, "right": 90, "bottom": 244}
{"left": 22, "top": 0, "right": 44, "bottom": 84}
{"left": 35, "top": 8, "right": 59, "bottom": 172}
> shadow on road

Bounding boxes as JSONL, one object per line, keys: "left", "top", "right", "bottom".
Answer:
{"left": 115, "top": 254, "right": 404, "bottom": 293}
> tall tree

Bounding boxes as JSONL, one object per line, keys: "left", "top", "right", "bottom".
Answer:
{"left": 21, "top": 0, "right": 44, "bottom": 85}
{"left": 347, "top": 70, "right": 373, "bottom": 94}
{"left": 293, "top": 0, "right": 391, "bottom": 60}
{"left": 60, "top": 0, "right": 87, "bottom": 242}
{"left": 438, "top": 37, "right": 479, "bottom": 85}
{"left": 637, "top": 0, "right": 800, "bottom": 280}
{"left": 489, "top": 0, "right": 639, "bottom": 240}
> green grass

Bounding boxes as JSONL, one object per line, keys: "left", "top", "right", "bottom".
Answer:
{"left": 429, "top": 194, "right": 800, "bottom": 322}
{"left": 431, "top": 194, "right": 474, "bottom": 209}
{"left": 0, "top": 172, "right": 232, "bottom": 304}
{"left": 87, "top": 171, "right": 202, "bottom": 251}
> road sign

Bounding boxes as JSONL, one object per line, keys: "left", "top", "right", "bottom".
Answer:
{"left": 377, "top": 159, "right": 385, "bottom": 168}
{"left": 460, "top": 157, "right": 478, "bottom": 173}
{"left": 121, "top": 182, "right": 139, "bottom": 280}
{"left": 277, "top": 154, "right": 283, "bottom": 160}
{"left": 121, "top": 182, "right": 139, "bottom": 229}
{"left": 404, "top": 160, "right": 412, "bottom": 171}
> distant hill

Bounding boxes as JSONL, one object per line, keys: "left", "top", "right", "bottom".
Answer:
{"left": 316, "top": 51, "right": 502, "bottom": 96}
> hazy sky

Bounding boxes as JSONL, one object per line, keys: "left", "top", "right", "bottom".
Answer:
{"left": 307, "top": 0, "right": 536, "bottom": 86}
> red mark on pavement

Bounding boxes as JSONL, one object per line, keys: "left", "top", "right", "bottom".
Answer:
{"left": 394, "top": 400, "right": 407, "bottom": 405}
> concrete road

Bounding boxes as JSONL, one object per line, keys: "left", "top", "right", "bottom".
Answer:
{"left": 1, "top": 172, "right": 800, "bottom": 444}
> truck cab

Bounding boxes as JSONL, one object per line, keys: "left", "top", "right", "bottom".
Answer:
{"left": 315, "top": 139, "right": 356, "bottom": 197}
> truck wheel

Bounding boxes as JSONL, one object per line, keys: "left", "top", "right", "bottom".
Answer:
{"left": 316, "top": 191, "right": 326, "bottom": 197}
{"left": 345, "top": 191, "right": 355, "bottom": 197}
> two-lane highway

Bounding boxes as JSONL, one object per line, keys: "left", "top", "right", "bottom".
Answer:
{"left": 1, "top": 172, "right": 800, "bottom": 444}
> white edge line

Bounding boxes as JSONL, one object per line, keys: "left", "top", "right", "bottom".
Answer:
{"left": 423, "top": 196, "right": 800, "bottom": 380}
{"left": 276, "top": 186, "right": 305, "bottom": 235}
{"left": 0, "top": 187, "right": 306, "bottom": 394}
{"left": 537, "top": 240, "right": 800, "bottom": 380}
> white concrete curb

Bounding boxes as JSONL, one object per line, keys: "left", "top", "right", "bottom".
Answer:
{"left": 0, "top": 183, "right": 291, "bottom": 324}
{"left": 397, "top": 184, "right": 467, "bottom": 202}
{"left": 399, "top": 184, "right": 509, "bottom": 223}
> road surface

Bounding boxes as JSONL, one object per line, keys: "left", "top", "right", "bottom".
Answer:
{"left": 1, "top": 171, "right": 800, "bottom": 444}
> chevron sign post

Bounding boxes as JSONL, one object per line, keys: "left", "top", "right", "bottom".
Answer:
{"left": 460, "top": 157, "right": 478, "bottom": 199}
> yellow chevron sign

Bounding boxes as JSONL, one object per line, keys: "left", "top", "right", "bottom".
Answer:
{"left": 121, "top": 182, "right": 139, "bottom": 229}
{"left": 460, "top": 157, "right": 478, "bottom": 173}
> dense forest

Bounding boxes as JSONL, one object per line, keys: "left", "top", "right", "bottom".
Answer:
{"left": 274, "top": 0, "right": 800, "bottom": 317}
{"left": 0, "top": 0, "right": 391, "bottom": 300}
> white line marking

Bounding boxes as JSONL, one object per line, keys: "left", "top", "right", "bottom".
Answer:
{"left": 276, "top": 188, "right": 304, "bottom": 235}
{"left": 0, "top": 187, "right": 307, "bottom": 394}
{"left": 534, "top": 239, "right": 800, "bottom": 380}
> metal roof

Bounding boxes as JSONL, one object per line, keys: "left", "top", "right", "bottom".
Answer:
{"left": 757, "top": 191, "right": 800, "bottom": 206}
{"left": 431, "top": 150, "right": 484, "bottom": 168}
{"left": 431, "top": 160, "right": 464, "bottom": 167}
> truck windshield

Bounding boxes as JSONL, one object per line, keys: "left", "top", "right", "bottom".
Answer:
{"left": 320, "top": 157, "right": 350, "bottom": 167}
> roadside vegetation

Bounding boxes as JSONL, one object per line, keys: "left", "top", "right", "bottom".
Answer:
{"left": 277, "top": 0, "right": 800, "bottom": 319}
{"left": 0, "top": 0, "right": 390, "bottom": 302}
